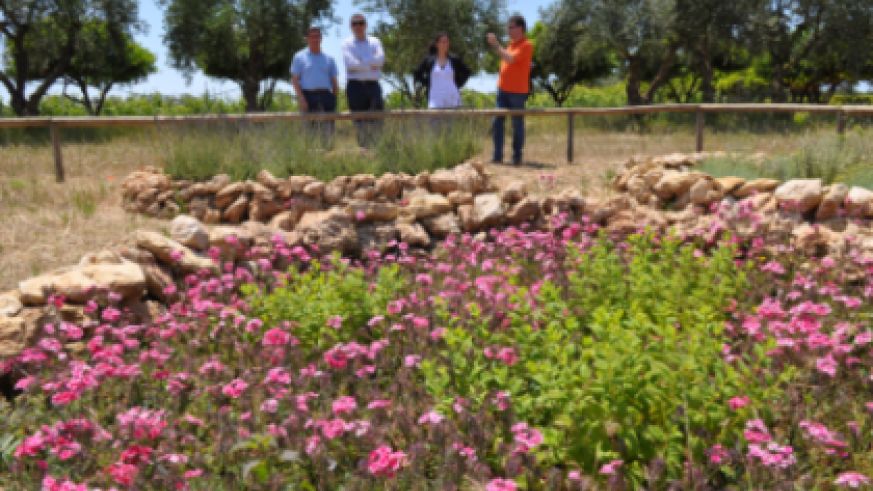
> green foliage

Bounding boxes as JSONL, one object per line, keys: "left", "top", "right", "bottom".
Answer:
{"left": 699, "top": 127, "right": 873, "bottom": 186}
{"left": 245, "top": 257, "right": 407, "bottom": 351}
{"left": 62, "top": 21, "right": 157, "bottom": 115}
{"left": 423, "top": 234, "right": 780, "bottom": 486}
{"left": 0, "top": 0, "right": 141, "bottom": 115}
{"left": 161, "top": 117, "right": 482, "bottom": 182}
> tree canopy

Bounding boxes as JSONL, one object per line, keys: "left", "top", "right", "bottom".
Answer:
{"left": 160, "top": 0, "right": 333, "bottom": 112}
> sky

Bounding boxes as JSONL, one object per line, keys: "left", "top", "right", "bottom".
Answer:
{"left": 124, "top": 0, "right": 549, "bottom": 98}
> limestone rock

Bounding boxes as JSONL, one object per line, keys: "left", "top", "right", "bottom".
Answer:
{"left": 501, "top": 181, "right": 527, "bottom": 204}
{"left": 0, "top": 291, "right": 22, "bottom": 317}
{"left": 846, "top": 186, "right": 873, "bottom": 218}
{"left": 689, "top": 177, "right": 724, "bottom": 206}
{"left": 276, "top": 176, "right": 316, "bottom": 198}
{"left": 447, "top": 191, "right": 474, "bottom": 206}
{"left": 269, "top": 210, "right": 302, "bottom": 231}
{"left": 135, "top": 230, "right": 217, "bottom": 274}
{"left": 375, "top": 174, "right": 402, "bottom": 199}
{"left": 816, "top": 184, "right": 850, "bottom": 221}
{"left": 453, "top": 163, "right": 487, "bottom": 193}
{"left": 170, "top": 214, "right": 209, "bottom": 251}
{"left": 249, "top": 198, "right": 282, "bottom": 222}
{"left": 346, "top": 200, "right": 399, "bottom": 222}
{"left": 296, "top": 209, "right": 359, "bottom": 254}
{"left": 357, "top": 223, "right": 399, "bottom": 252}
{"left": 652, "top": 171, "right": 705, "bottom": 201}
{"left": 141, "top": 262, "right": 175, "bottom": 302}
{"left": 591, "top": 195, "right": 634, "bottom": 224}
{"left": 303, "top": 181, "right": 325, "bottom": 199}
{"left": 397, "top": 222, "right": 430, "bottom": 247}
{"left": 733, "top": 178, "right": 780, "bottom": 199}
{"left": 792, "top": 223, "right": 844, "bottom": 256}
{"left": 472, "top": 193, "right": 505, "bottom": 230}
{"left": 18, "top": 261, "right": 146, "bottom": 305}
{"left": 428, "top": 169, "right": 459, "bottom": 194}
{"left": 256, "top": 169, "right": 281, "bottom": 189}
{"left": 222, "top": 195, "right": 250, "bottom": 223}
{"left": 215, "top": 182, "right": 247, "bottom": 209}
{"left": 506, "top": 197, "right": 540, "bottom": 225}
{"left": 458, "top": 204, "right": 475, "bottom": 232}
{"left": 422, "top": 212, "right": 461, "bottom": 238}
{"left": 774, "top": 179, "right": 823, "bottom": 214}
{"left": 0, "top": 316, "right": 28, "bottom": 358}
{"left": 715, "top": 176, "right": 746, "bottom": 194}
{"left": 202, "top": 209, "right": 222, "bottom": 224}
{"left": 324, "top": 181, "right": 345, "bottom": 204}
{"left": 407, "top": 193, "right": 452, "bottom": 219}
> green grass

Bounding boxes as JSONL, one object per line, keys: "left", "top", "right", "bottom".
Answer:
{"left": 698, "top": 127, "right": 873, "bottom": 187}
{"left": 161, "top": 118, "right": 482, "bottom": 181}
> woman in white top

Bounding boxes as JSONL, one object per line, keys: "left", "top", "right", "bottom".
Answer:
{"left": 413, "top": 33, "right": 472, "bottom": 109}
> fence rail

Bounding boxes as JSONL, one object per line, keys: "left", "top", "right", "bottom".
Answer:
{"left": 2, "top": 103, "right": 873, "bottom": 182}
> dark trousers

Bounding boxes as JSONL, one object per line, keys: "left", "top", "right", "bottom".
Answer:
{"left": 346, "top": 80, "right": 384, "bottom": 148}
{"left": 302, "top": 89, "right": 337, "bottom": 147}
{"left": 492, "top": 89, "right": 529, "bottom": 163}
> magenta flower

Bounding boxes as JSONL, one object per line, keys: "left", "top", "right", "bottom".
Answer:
{"left": 332, "top": 396, "right": 357, "bottom": 415}
{"left": 417, "top": 409, "right": 445, "bottom": 425}
{"left": 708, "top": 444, "right": 729, "bottom": 464}
{"left": 599, "top": 459, "right": 624, "bottom": 475}
{"left": 835, "top": 472, "right": 871, "bottom": 488}
{"left": 367, "top": 445, "right": 407, "bottom": 478}
{"left": 485, "top": 478, "right": 517, "bottom": 491}
{"left": 221, "top": 378, "right": 249, "bottom": 398}
{"left": 262, "top": 327, "right": 291, "bottom": 346}
{"left": 327, "top": 315, "right": 344, "bottom": 330}
{"left": 324, "top": 345, "right": 349, "bottom": 369}
{"left": 728, "top": 396, "right": 750, "bottom": 411}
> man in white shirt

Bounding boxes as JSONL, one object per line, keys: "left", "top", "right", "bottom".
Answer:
{"left": 342, "top": 13, "right": 385, "bottom": 148}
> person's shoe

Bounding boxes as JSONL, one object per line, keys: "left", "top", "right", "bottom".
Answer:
{"left": 490, "top": 158, "right": 503, "bottom": 164}
{"left": 511, "top": 157, "right": 523, "bottom": 166}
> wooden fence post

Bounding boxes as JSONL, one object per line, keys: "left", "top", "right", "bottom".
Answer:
{"left": 50, "top": 122, "right": 65, "bottom": 183}
{"left": 695, "top": 108, "right": 705, "bottom": 153}
{"left": 566, "top": 113, "right": 574, "bottom": 163}
{"left": 836, "top": 110, "right": 847, "bottom": 135}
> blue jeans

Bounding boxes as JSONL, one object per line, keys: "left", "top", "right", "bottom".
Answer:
{"left": 492, "top": 90, "right": 528, "bottom": 163}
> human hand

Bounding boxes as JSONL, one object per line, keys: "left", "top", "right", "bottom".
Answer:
{"left": 486, "top": 33, "right": 498, "bottom": 47}
{"left": 298, "top": 98, "right": 308, "bottom": 112}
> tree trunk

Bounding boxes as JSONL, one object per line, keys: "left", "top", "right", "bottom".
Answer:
{"left": 643, "top": 48, "right": 677, "bottom": 104}
{"left": 625, "top": 57, "right": 645, "bottom": 105}
{"left": 241, "top": 79, "right": 261, "bottom": 113}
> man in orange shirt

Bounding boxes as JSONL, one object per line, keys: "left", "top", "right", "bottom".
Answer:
{"left": 487, "top": 15, "right": 532, "bottom": 165}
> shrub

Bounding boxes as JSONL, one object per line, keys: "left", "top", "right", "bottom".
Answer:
{"left": 422, "top": 234, "right": 783, "bottom": 487}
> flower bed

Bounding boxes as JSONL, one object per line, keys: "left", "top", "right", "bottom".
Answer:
{"left": 2, "top": 203, "right": 873, "bottom": 489}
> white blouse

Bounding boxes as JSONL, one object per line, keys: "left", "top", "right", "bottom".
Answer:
{"left": 428, "top": 59, "right": 461, "bottom": 109}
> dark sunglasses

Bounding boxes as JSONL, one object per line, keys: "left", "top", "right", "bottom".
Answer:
{"left": 351, "top": 20, "right": 366, "bottom": 26}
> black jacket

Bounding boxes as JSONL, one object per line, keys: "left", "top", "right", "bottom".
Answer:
{"left": 413, "top": 54, "right": 472, "bottom": 100}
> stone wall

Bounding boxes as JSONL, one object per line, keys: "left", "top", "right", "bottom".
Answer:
{"left": 122, "top": 162, "right": 585, "bottom": 252}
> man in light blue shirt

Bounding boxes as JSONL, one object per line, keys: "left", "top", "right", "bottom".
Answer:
{"left": 342, "top": 13, "right": 385, "bottom": 147}
{"left": 291, "top": 26, "right": 339, "bottom": 145}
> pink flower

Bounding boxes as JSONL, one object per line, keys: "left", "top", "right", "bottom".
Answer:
{"left": 260, "top": 399, "right": 279, "bottom": 413}
{"left": 708, "top": 444, "right": 729, "bottom": 464}
{"left": 429, "top": 327, "right": 447, "bottom": 340}
{"left": 568, "top": 470, "right": 582, "bottom": 481}
{"left": 511, "top": 423, "right": 543, "bottom": 453}
{"left": 815, "top": 354, "right": 838, "bottom": 377}
{"left": 497, "top": 347, "right": 519, "bottom": 366}
{"left": 41, "top": 476, "right": 88, "bottom": 491}
{"left": 332, "top": 396, "right": 357, "bottom": 415}
{"left": 417, "top": 410, "right": 444, "bottom": 425}
{"left": 728, "top": 396, "right": 750, "bottom": 411}
{"left": 108, "top": 461, "right": 139, "bottom": 486}
{"left": 305, "top": 435, "right": 321, "bottom": 455}
{"left": 327, "top": 315, "right": 344, "bottom": 330}
{"left": 404, "top": 354, "right": 422, "bottom": 367}
{"left": 169, "top": 249, "right": 184, "bottom": 262}
{"left": 221, "top": 378, "right": 249, "bottom": 398}
{"left": 319, "top": 418, "right": 349, "bottom": 439}
{"left": 324, "top": 345, "right": 349, "bottom": 369}
{"left": 367, "top": 399, "right": 392, "bottom": 410}
{"left": 485, "top": 478, "right": 517, "bottom": 491}
{"left": 367, "top": 445, "right": 407, "bottom": 478}
{"left": 744, "top": 419, "right": 772, "bottom": 444}
{"left": 262, "top": 327, "right": 290, "bottom": 346}
{"left": 835, "top": 472, "right": 871, "bottom": 488}
{"left": 599, "top": 459, "right": 623, "bottom": 475}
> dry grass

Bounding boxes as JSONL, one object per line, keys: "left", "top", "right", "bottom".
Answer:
{"left": 0, "top": 118, "right": 848, "bottom": 291}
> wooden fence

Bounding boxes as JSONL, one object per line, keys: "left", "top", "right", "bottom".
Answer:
{"left": 2, "top": 103, "right": 873, "bottom": 183}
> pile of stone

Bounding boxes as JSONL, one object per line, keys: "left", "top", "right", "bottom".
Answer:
{"left": 602, "top": 152, "right": 873, "bottom": 257}
{"left": 122, "top": 162, "right": 585, "bottom": 253}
